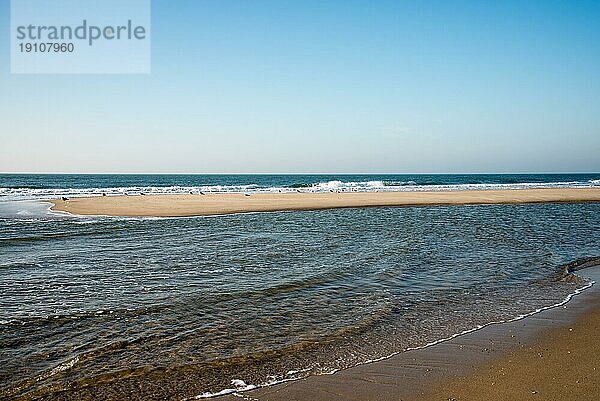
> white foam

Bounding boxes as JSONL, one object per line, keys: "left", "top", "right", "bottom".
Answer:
{"left": 192, "top": 277, "right": 596, "bottom": 399}
{"left": 194, "top": 379, "right": 257, "bottom": 399}
{"left": 0, "top": 200, "right": 63, "bottom": 220}
{"left": 32, "top": 356, "right": 81, "bottom": 384}
{"left": 49, "top": 357, "right": 79, "bottom": 376}
{"left": 1, "top": 179, "right": 597, "bottom": 202}
{"left": 285, "top": 368, "right": 311, "bottom": 375}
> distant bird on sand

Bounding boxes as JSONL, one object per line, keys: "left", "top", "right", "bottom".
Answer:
{"left": 245, "top": 193, "right": 251, "bottom": 197}
{"left": 61, "top": 197, "right": 69, "bottom": 201}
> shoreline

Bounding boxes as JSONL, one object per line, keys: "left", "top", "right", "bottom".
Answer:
{"left": 218, "top": 265, "right": 600, "bottom": 400}
{"left": 9, "top": 265, "right": 598, "bottom": 401}
{"left": 420, "top": 302, "right": 600, "bottom": 401}
{"left": 50, "top": 188, "right": 600, "bottom": 217}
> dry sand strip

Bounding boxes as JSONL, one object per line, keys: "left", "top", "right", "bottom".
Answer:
{"left": 50, "top": 188, "right": 600, "bottom": 217}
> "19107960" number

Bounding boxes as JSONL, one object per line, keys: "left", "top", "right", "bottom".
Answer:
{"left": 19, "top": 42, "right": 74, "bottom": 53}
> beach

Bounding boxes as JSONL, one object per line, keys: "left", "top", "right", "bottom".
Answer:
{"left": 220, "top": 266, "right": 600, "bottom": 401}
{"left": 3, "top": 0, "right": 599, "bottom": 398}
{"left": 2, "top": 174, "right": 600, "bottom": 400}
{"left": 423, "top": 302, "right": 600, "bottom": 401}
{"left": 50, "top": 187, "right": 600, "bottom": 217}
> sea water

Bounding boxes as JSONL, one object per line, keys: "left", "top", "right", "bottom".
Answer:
{"left": 0, "top": 174, "right": 599, "bottom": 399}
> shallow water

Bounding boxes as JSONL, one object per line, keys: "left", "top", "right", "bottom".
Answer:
{"left": 1, "top": 200, "right": 599, "bottom": 399}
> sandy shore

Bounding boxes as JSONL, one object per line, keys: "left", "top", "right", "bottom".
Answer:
{"left": 421, "top": 304, "right": 600, "bottom": 400}
{"left": 50, "top": 188, "right": 600, "bottom": 217}
{"left": 219, "top": 266, "right": 600, "bottom": 401}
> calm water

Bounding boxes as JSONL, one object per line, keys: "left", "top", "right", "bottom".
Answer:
{"left": 0, "top": 174, "right": 599, "bottom": 399}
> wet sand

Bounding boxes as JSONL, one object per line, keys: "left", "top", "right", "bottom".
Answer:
{"left": 421, "top": 304, "right": 600, "bottom": 401}
{"left": 219, "top": 267, "right": 600, "bottom": 401}
{"left": 50, "top": 188, "right": 600, "bottom": 217}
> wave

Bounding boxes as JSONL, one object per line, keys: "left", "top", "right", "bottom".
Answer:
{"left": 0, "top": 179, "right": 597, "bottom": 201}
{"left": 0, "top": 185, "right": 46, "bottom": 189}
{"left": 560, "top": 256, "right": 600, "bottom": 274}
{"left": 195, "top": 274, "right": 598, "bottom": 398}
{"left": 286, "top": 183, "right": 314, "bottom": 188}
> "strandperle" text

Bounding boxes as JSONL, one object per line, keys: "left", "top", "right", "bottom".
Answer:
{"left": 15, "top": 19, "right": 147, "bottom": 46}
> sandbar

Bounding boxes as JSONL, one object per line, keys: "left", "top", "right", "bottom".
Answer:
{"left": 50, "top": 188, "right": 600, "bottom": 217}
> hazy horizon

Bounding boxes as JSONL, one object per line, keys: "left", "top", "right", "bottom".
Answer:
{"left": 2, "top": 171, "right": 599, "bottom": 176}
{"left": 2, "top": 1, "right": 599, "bottom": 173}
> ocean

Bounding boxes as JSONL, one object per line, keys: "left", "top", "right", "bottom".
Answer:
{"left": 1, "top": 174, "right": 599, "bottom": 399}
{"left": 1, "top": 173, "right": 599, "bottom": 201}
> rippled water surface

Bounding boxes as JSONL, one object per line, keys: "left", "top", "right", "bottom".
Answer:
{"left": 1, "top": 201, "right": 599, "bottom": 400}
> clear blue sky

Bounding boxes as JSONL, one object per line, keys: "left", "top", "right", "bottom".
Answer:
{"left": 1, "top": 0, "right": 599, "bottom": 173}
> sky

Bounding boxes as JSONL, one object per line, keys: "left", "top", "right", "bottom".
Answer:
{"left": 0, "top": 0, "right": 599, "bottom": 174}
